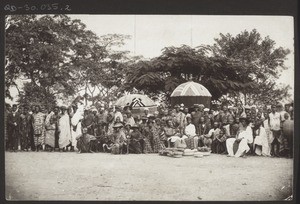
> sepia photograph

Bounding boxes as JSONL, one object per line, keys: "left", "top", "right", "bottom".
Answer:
{"left": 4, "top": 13, "right": 295, "bottom": 201}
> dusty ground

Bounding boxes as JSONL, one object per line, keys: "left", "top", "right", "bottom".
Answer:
{"left": 5, "top": 152, "right": 293, "bottom": 201}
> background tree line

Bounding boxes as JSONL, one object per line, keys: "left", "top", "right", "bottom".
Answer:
{"left": 5, "top": 14, "right": 292, "bottom": 108}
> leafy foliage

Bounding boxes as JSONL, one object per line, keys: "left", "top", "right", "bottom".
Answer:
{"left": 123, "top": 30, "right": 291, "bottom": 104}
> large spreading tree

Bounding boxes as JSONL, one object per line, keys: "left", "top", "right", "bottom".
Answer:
{"left": 5, "top": 15, "right": 130, "bottom": 107}
{"left": 123, "top": 29, "right": 291, "bottom": 105}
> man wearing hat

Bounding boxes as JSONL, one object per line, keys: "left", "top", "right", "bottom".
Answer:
{"left": 226, "top": 114, "right": 253, "bottom": 157}
{"left": 128, "top": 124, "right": 142, "bottom": 154}
{"left": 111, "top": 123, "right": 128, "bottom": 154}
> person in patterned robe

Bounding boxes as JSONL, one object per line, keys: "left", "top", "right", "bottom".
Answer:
{"left": 147, "top": 119, "right": 166, "bottom": 153}
{"left": 45, "top": 107, "right": 60, "bottom": 151}
{"left": 32, "top": 105, "right": 46, "bottom": 151}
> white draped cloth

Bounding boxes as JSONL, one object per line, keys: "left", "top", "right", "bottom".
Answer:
{"left": 70, "top": 104, "right": 84, "bottom": 150}
{"left": 226, "top": 126, "right": 253, "bottom": 157}
{"left": 253, "top": 126, "right": 271, "bottom": 156}
{"left": 59, "top": 113, "right": 72, "bottom": 149}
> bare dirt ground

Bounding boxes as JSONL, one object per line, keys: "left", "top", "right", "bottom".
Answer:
{"left": 5, "top": 152, "right": 293, "bottom": 201}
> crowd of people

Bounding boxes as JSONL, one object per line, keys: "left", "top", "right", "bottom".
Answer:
{"left": 5, "top": 97, "right": 294, "bottom": 158}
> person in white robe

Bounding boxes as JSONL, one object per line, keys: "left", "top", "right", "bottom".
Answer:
{"left": 253, "top": 120, "right": 271, "bottom": 156}
{"left": 226, "top": 117, "right": 253, "bottom": 157}
{"left": 181, "top": 115, "right": 199, "bottom": 149}
{"left": 70, "top": 103, "right": 85, "bottom": 151}
{"left": 58, "top": 106, "right": 72, "bottom": 151}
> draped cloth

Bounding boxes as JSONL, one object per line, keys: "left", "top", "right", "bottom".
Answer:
{"left": 71, "top": 104, "right": 84, "bottom": 150}
{"left": 58, "top": 113, "right": 72, "bottom": 148}
{"left": 45, "top": 112, "right": 56, "bottom": 148}
{"left": 253, "top": 126, "right": 271, "bottom": 156}
{"left": 226, "top": 126, "right": 253, "bottom": 157}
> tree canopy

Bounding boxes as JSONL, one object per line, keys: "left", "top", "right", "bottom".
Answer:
{"left": 5, "top": 15, "right": 291, "bottom": 107}
{"left": 123, "top": 29, "right": 291, "bottom": 105}
{"left": 5, "top": 15, "right": 129, "bottom": 106}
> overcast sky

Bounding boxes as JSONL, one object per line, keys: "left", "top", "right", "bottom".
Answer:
{"left": 7, "top": 15, "right": 295, "bottom": 104}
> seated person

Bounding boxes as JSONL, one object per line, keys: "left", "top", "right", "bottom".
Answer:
{"left": 182, "top": 115, "right": 199, "bottom": 149}
{"left": 162, "top": 119, "right": 181, "bottom": 148}
{"left": 94, "top": 122, "right": 107, "bottom": 152}
{"left": 226, "top": 116, "right": 253, "bottom": 157}
{"left": 198, "top": 116, "right": 211, "bottom": 147}
{"left": 128, "top": 124, "right": 142, "bottom": 154}
{"left": 224, "top": 116, "right": 239, "bottom": 139}
{"left": 111, "top": 123, "right": 128, "bottom": 154}
{"left": 200, "top": 122, "right": 220, "bottom": 151}
{"left": 253, "top": 119, "right": 270, "bottom": 156}
{"left": 76, "top": 128, "right": 97, "bottom": 153}
{"left": 214, "top": 127, "right": 227, "bottom": 154}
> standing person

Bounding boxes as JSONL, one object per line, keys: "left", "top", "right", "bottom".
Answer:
{"left": 191, "top": 104, "right": 202, "bottom": 135}
{"left": 126, "top": 111, "right": 135, "bottom": 126}
{"left": 28, "top": 105, "right": 36, "bottom": 151}
{"left": 97, "top": 105, "right": 108, "bottom": 132}
{"left": 81, "top": 109, "right": 95, "bottom": 135}
{"left": 253, "top": 120, "right": 270, "bottom": 156}
{"left": 5, "top": 104, "right": 11, "bottom": 151}
{"left": 32, "top": 105, "right": 46, "bottom": 152}
{"left": 19, "top": 106, "right": 31, "bottom": 151}
{"left": 174, "top": 104, "right": 185, "bottom": 135}
{"left": 7, "top": 104, "right": 20, "bottom": 152}
{"left": 212, "top": 104, "right": 222, "bottom": 126}
{"left": 58, "top": 106, "right": 72, "bottom": 152}
{"left": 45, "top": 107, "right": 60, "bottom": 152}
{"left": 226, "top": 116, "right": 253, "bottom": 157}
{"left": 269, "top": 104, "right": 282, "bottom": 157}
{"left": 220, "top": 104, "right": 231, "bottom": 127}
{"left": 114, "top": 106, "right": 123, "bottom": 122}
{"left": 262, "top": 110, "right": 273, "bottom": 156}
{"left": 147, "top": 119, "right": 166, "bottom": 153}
{"left": 282, "top": 113, "right": 294, "bottom": 158}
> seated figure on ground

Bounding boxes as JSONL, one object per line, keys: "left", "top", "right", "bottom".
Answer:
{"left": 200, "top": 122, "right": 220, "bottom": 151}
{"left": 226, "top": 116, "right": 253, "bottom": 158}
{"left": 182, "top": 115, "right": 199, "bottom": 149}
{"left": 76, "top": 128, "right": 96, "bottom": 153}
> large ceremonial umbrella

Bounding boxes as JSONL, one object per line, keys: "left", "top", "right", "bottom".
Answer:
{"left": 170, "top": 81, "right": 212, "bottom": 108}
{"left": 114, "top": 94, "right": 157, "bottom": 115}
